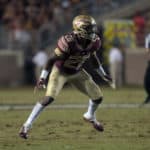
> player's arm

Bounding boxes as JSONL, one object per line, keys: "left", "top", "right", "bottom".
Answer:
{"left": 44, "top": 49, "right": 65, "bottom": 71}
{"left": 90, "top": 36, "right": 112, "bottom": 82}
{"left": 92, "top": 52, "right": 116, "bottom": 89}
{"left": 92, "top": 52, "right": 111, "bottom": 81}
{"left": 36, "top": 48, "right": 67, "bottom": 89}
{"left": 36, "top": 35, "right": 70, "bottom": 89}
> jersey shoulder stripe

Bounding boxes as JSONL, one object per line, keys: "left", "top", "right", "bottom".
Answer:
{"left": 57, "top": 36, "right": 69, "bottom": 53}
{"left": 57, "top": 33, "right": 75, "bottom": 53}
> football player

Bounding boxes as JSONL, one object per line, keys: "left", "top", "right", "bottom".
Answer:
{"left": 19, "top": 15, "right": 113, "bottom": 139}
{"left": 143, "top": 33, "right": 150, "bottom": 104}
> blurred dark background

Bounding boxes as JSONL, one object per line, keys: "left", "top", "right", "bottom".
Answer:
{"left": 0, "top": 0, "right": 150, "bottom": 87}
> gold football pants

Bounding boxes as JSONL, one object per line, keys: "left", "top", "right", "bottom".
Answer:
{"left": 46, "top": 65, "right": 103, "bottom": 100}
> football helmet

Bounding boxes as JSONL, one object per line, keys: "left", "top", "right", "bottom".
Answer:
{"left": 73, "top": 15, "right": 97, "bottom": 40}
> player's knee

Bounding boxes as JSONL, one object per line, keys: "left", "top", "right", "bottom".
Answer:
{"left": 41, "top": 96, "right": 54, "bottom": 107}
{"left": 92, "top": 97, "right": 103, "bottom": 104}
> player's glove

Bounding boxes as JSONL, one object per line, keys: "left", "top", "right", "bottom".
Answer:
{"left": 102, "top": 74, "right": 112, "bottom": 82}
{"left": 103, "top": 75, "right": 116, "bottom": 89}
{"left": 96, "top": 66, "right": 110, "bottom": 82}
{"left": 35, "top": 69, "right": 49, "bottom": 90}
{"left": 36, "top": 78, "right": 46, "bottom": 89}
{"left": 96, "top": 66, "right": 116, "bottom": 89}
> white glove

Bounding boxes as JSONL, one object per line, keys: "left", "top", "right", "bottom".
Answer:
{"left": 109, "top": 81, "right": 116, "bottom": 90}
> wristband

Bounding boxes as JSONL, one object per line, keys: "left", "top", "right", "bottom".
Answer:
{"left": 40, "top": 70, "right": 49, "bottom": 79}
{"left": 99, "top": 65, "right": 106, "bottom": 76}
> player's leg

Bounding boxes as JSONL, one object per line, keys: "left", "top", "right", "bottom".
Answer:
{"left": 19, "top": 65, "right": 67, "bottom": 139}
{"left": 70, "top": 69, "right": 104, "bottom": 131}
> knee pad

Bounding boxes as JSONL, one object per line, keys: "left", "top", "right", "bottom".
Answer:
{"left": 41, "top": 96, "right": 54, "bottom": 106}
{"left": 92, "top": 97, "right": 103, "bottom": 104}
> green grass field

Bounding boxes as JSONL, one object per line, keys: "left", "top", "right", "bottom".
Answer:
{"left": 0, "top": 86, "right": 150, "bottom": 150}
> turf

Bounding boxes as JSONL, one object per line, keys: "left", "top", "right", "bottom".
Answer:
{"left": 0, "top": 86, "right": 150, "bottom": 150}
{"left": 0, "top": 86, "right": 146, "bottom": 105}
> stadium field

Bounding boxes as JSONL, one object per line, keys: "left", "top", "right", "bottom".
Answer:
{"left": 0, "top": 86, "right": 146, "bottom": 105}
{"left": 0, "top": 86, "right": 150, "bottom": 150}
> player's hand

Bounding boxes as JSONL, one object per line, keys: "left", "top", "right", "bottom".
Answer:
{"left": 109, "top": 81, "right": 116, "bottom": 90}
{"left": 103, "top": 75, "right": 116, "bottom": 89}
{"left": 36, "top": 78, "right": 46, "bottom": 89}
{"left": 103, "top": 74, "right": 112, "bottom": 83}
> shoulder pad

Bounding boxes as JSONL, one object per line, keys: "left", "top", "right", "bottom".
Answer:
{"left": 64, "top": 33, "right": 75, "bottom": 43}
{"left": 57, "top": 33, "right": 75, "bottom": 53}
{"left": 57, "top": 35, "right": 70, "bottom": 53}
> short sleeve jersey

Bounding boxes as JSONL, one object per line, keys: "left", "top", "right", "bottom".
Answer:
{"left": 54, "top": 32, "right": 101, "bottom": 74}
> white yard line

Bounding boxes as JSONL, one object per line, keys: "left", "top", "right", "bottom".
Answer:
{"left": 0, "top": 103, "right": 150, "bottom": 110}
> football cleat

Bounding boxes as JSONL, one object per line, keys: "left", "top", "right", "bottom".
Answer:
{"left": 19, "top": 125, "right": 31, "bottom": 139}
{"left": 83, "top": 113, "right": 104, "bottom": 132}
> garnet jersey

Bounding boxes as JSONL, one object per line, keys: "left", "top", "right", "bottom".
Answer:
{"left": 54, "top": 32, "right": 101, "bottom": 74}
